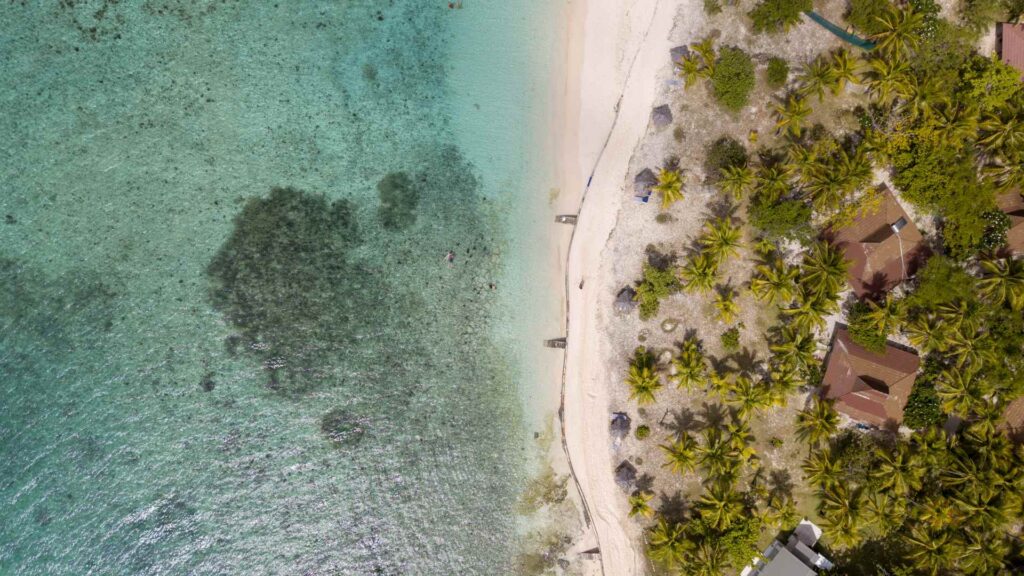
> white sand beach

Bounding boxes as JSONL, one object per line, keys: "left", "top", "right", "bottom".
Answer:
{"left": 553, "top": 0, "right": 705, "bottom": 573}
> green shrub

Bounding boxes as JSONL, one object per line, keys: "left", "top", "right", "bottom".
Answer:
{"left": 980, "top": 209, "right": 1011, "bottom": 251}
{"left": 959, "top": 0, "right": 1004, "bottom": 34}
{"left": 704, "top": 136, "right": 748, "bottom": 182}
{"left": 704, "top": 0, "right": 723, "bottom": 14}
{"left": 904, "top": 256, "right": 977, "bottom": 311}
{"left": 747, "top": 194, "right": 812, "bottom": 242}
{"left": 847, "top": 300, "right": 888, "bottom": 353}
{"left": 904, "top": 379, "right": 943, "bottom": 428}
{"left": 766, "top": 57, "right": 789, "bottom": 88}
{"left": 769, "top": 437, "right": 784, "bottom": 448}
{"left": 749, "top": 0, "right": 813, "bottom": 34}
{"left": 721, "top": 327, "right": 741, "bottom": 351}
{"left": 711, "top": 47, "right": 755, "bottom": 112}
{"left": 635, "top": 425, "right": 651, "bottom": 439}
{"left": 845, "top": 0, "right": 891, "bottom": 35}
{"left": 635, "top": 262, "right": 681, "bottom": 320}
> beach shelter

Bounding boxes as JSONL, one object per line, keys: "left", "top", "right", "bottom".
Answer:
{"left": 651, "top": 104, "right": 672, "bottom": 128}
{"left": 633, "top": 168, "right": 656, "bottom": 203}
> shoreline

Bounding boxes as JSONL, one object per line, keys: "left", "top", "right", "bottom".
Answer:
{"left": 556, "top": 0, "right": 683, "bottom": 573}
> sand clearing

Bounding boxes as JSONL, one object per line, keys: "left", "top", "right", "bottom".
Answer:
{"left": 556, "top": 0, "right": 706, "bottom": 573}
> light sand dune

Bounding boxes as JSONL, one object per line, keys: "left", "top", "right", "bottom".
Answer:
{"left": 554, "top": 0, "right": 705, "bottom": 574}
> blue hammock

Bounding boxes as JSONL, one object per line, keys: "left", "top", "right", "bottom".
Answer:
{"left": 804, "top": 11, "right": 877, "bottom": 51}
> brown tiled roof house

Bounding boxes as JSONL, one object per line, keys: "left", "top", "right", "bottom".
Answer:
{"left": 996, "top": 188, "right": 1024, "bottom": 254}
{"left": 826, "top": 187, "right": 928, "bottom": 297}
{"left": 998, "top": 23, "right": 1024, "bottom": 80}
{"left": 822, "top": 327, "right": 921, "bottom": 428}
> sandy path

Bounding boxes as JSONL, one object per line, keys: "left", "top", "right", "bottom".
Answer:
{"left": 557, "top": 0, "right": 700, "bottom": 574}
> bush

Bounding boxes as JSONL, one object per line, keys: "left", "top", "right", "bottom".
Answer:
{"left": 904, "top": 378, "right": 943, "bottom": 429}
{"left": 721, "top": 327, "right": 741, "bottom": 351}
{"left": 711, "top": 47, "right": 755, "bottom": 112}
{"left": 846, "top": 0, "right": 891, "bottom": 35}
{"left": 904, "top": 256, "right": 976, "bottom": 311}
{"left": 769, "top": 437, "right": 784, "bottom": 448}
{"left": 704, "top": 0, "right": 723, "bottom": 14}
{"left": 766, "top": 57, "right": 789, "bottom": 88}
{"left": 749, "top": 0, "right": 813, "bottom": 34}
{"left": 847, "top": 300, "right": 888, "bottom": 353}
{"left": 980, "top": 209, "right": 1011, "bottom": 251}
{"left": 747, "top": 194, "right": 813, "bottom": 242}
{"left": 635, "top": 425, "right": 651, "bottom": 439}
{"left": 635, "top": 262, "right": 681, "bottom": 320}
{"left": 705, "top": 136, "right": 748, "bottom": 182}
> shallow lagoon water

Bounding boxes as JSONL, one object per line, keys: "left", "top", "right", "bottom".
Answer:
{"left": 1, "top": 2, "right": 565, "bottom": 574}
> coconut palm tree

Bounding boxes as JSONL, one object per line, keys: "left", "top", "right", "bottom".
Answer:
{"left": 692, "top": 36, "right": 717, "bottom": 75}
{"left": 978, "top": 254, "right": 1024, "bottom": 310}
{"left": 946, "top": 327, "right": 997, "bottom": 369}
{"left": 768, "top": 360, "right": 803, "bottom": 396}
{"left": 685, "top": 540, "right": 725, "bottom": 576}
{"left": 701, "top": 218, "right": 742, "bottom": 262}
{"left": 872, "top": 444, "right": 924, "bottom": 496}
{"left": 861, "top": 56, "right": 911, "bottom": 106}
{"left": 713, "top": 288, "right": 740, "bottom": 324}
{"left": 756, "top": 164, "right": 790, "bottom": 200}
{"left": 905, "top": 314, "right": 951, "bottom": 353}
{"left": 902, "top": 74, "right": 948, "bottom": 120}
{"left": 871, "top": 7, "right": 924, "bottom": 59}
{"left": 677, "top": 53, "right": 705, "bottom": 88}
{"left": 936, "top": 366, "right": 989, "bottom": 418}
{"left": 626, "top": 348, "right": 662, "bottom": 405}
{"left": 927, "top": 104, "right": 979, "bottom": 146}
{"left": 654, "top": 168, "right": 684, "bottom": 210}
{"left": 770, "top": 325, "right": 817, "bottom": 372}
{"left": 718, "top": 165, "right": 755, "bottom": 200}
{"left": 819, "top": 483, "right": 864, "bottom": 547}
{"left": 661, "top": 433, "right": 698, "bottom": 475}
{"left": 698, "top": 428, "right": 741, "bottom": 481}
{"left": 680, "top": 252, "right": 719, "bottom": 293}
{"left": 725, "top": 418, "right": 757, "bottom": 462}
{"left": 798, "top": 57, "right": 832, "bottom": 101}
{"left": 648, "top": 518, "right": 687, "bottom": 566}
{"left": 863, "top": 293, "right": 904, "bottom": 335}
{"left": 904, "top": 526, "right": 952, "bottom": 576}
{"left": 863, "top": 491, "right": 907, "bottom": 533}
{"left": 957, "top": 530, "right": 1010, "bottom": 575}
{"left": 795, "top": 397, "right": 839, "bottom": 446}
{"left": 628, "top": 491, "right": 655, "bottom": 518}
{"left": 800, "top": 241, "right": 849, "bottom": 300}
{"left": 697, "top": 482, "right": 745, "bottom": 530}
{"left": 671, "top": 338, "right": 707, "bottom": 390}
{"left": 783, "top": 287, "right": 834, "bottom": 332}
{"left": 708, "top": 370, "right": 732, "bottom": 401}
{"left": 774, "top": 94, "right": 812, "bottom": 138}
{"left": 828, "top": 48, "right": 859, "bottom": 94}
{"left": 728, "top": 375, "right": 773, "bottom": 421}
{"left": 802, "top": 448, "right": 842, "bottom": 488}
{"left": 979, "top": 111, "right": 1024, "bottom": 157}
{"left": 750, "top": 258, "right": 798, "bottom": 305}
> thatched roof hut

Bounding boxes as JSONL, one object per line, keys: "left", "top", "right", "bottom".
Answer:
{"left": 609, "top": 412, "right": 631, "bottom": 440}
{"left": 651, "top": 104, "right": 672, "bottom": 128}
{"left": 614, "top": 461, "right": 637, "bottom": 491}
{"left": 633, "top": 168, "right": 656, "bottom": 202}
{"left": 614, "top": 287, "right": 637, "bottom": 313}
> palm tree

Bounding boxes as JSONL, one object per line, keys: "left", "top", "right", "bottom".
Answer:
{"left": 871, "top": 7, "right": 923, "bottom": 58}
{"left": 902, "top": 74, "right": 948, "bottom": 120}
{"left": 904, "top": 526, "right": 951, "bottom": 576}
{"left": 872, "top": 444, "right": 923, "bottom": 496}
{"left": 725, "top": 418, "right": 757, "bottom": 462}
{"left": 677, "top": 53, "right": 704, "bottom": 88}
{"left": 680, "top": 252, "right": 719, "bottom": 293}
{"left": 671, "top": 338, "right": 707, "bottom": 390}
{"left": 800, "top": 241, "right": 849, "bottom": 300}
{"left": 628, "top": 491, "right": 655, "bottom": 518}
{"left": 946, "top": 326, "right": 997, "bottom": 369}
{"left": 626, "top": 348, "right": 662, "bottom": 405}
{"left": 905, "top": 314, "right": 951, "bottom": 353}
{"left": 648, "top": 518, "right": 687, "bottom": 566}
{"left": 928, "top": 104, "right": 979, "bottom": 146}
{"left": 802, "top": 448, "right": 842, "bottom": 488}
{"left": 718, "top": 165, "right": 754, "bottom": 199}
{"left": 697, "top": 482, "right": 745, "bottom": 530}
{"left": 701, "top": 218, "right": 742, "bottom": 262}
{"left": 957, "top": 530, "right": 1009, "bottom": 574}
{"left": 798, "top": 57, "right": 832, "bottom": 101}
{"left": 863, "top": 491, "right": 906, "bottom": 533}
{"left": 713, "top": 288, "right": 740, "bottom": 324}
{"left": 654, "top": 168, "right": 684, "bottom": 210}
{"left": 978, "top": 254, "right": 1024, "bottom": 310}
{"left": 770, "top": 325, "right": 817, "bottom": 372}
{"left": 692, "top": 37, "right": 717, "bottom": 76}
{"left": 979, "top": 111, "right": 1024, "bottom": 156}
{"left": 768, "top": 361, "right": 803, "bottom": 396}
{"left": 774, "top": 94, "right": 812, "bottom": 138}
{"left": 936, "top": 367, "right": 989, "bottom": 418}
{"left": 783, "top": 287, "right": 834, "bottom": 332}
{"left": 861, "top": 57, "right": 911, "bottom": 106}
{"left": 828, "top": 48, "right": 859, "bottom": 94}
{"left": 684, "top": 540, "right": 725, "bottom": 576}
{"left": 728, "top": 375, "right": 773, "bottom": 421}
{"left": 795, "top": 397, "right": 839, "bottom": 446}
{"left": 819, "top": 483, "right": 863, "bottom": 547}
{"left": 863, "top": 293, "right": 904, "bottom": 335}
{"left": 750, "top": 258, "right": 798, "bottom": 305}
{"left": 661, "top": 433, "right": 698, "bottom": 475}
{"left": 697, "top": 428, "right": 741, "bottom": 480}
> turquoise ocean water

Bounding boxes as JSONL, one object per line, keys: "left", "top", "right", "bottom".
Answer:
{"left": 1, "top": 2, "right": 566, "bottom": 574}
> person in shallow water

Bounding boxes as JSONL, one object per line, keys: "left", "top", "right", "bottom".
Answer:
{"left": 445, "top": 250, "right": 455, "bottom": 265}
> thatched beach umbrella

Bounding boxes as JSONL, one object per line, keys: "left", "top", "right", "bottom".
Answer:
{"left": 651, "top": 104, "right": 672, "bottom": 128}
{"left": 633, "top": 168, "right": 657, "bottom": 202}
{"left": 614, "top": 461, "right": 637, "bottom": 491}
{"left": 614, "top": 287, "right": 637, "bottom": 313}
{"left": 610, "top": 412, "right": 631, "bottom": 440}
{"left": 670, "top": 45, "right": 690, "bottom": 63}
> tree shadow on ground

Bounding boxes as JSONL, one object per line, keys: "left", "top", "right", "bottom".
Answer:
{"left": 656, "top": 491, "right": 689, "bottom": 525}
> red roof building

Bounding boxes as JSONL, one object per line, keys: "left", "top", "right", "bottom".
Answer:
{"left": 998, "top": 23, "right": 1024, "bottom": 80}
{"left": 821, "top": 327, "right": 921, "bottom": 428}
{"left": 826, "top": 187, "right": 928, "bottom": 298}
